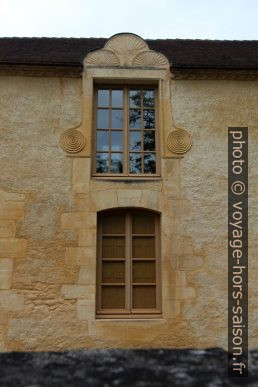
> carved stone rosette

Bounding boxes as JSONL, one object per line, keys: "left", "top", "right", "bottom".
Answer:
{"left": 59, "top": 129, "right": 86, "bottom": 154}
{"left": 167, "top": 129, "right": 192, "bottom": 154}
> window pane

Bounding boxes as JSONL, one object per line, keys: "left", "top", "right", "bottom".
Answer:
{"left": 143, "top": 90, "right": 154, "bottom": 108}
{"left": 129, "top": 109, "right": 141, "bottom": 129}
{"left": 96, "top": 153, "right": 109, "bottom": 173}
{"left": 130, "top": 131, "right": 142, "bottom": 151}
{"left": 111, "top": 90, "right": 123, "bottom": 107}
{"left": 144, "top": 131, "right": 155, "bottom": 151}
{"left": 144, "top": 153, "right": 156, "bottom": 174}
{"left": 132, "top": 213, "right": 155, "bottom": 234}
{"left": 102, "top": 262, "right": 125, "bottom": 283}
{"left": 133, "top": 261, "right": 156, "bottom": 283}
{"left": 102, "top": 213, "right": 125, "bottom": 234}
{"left": 110, "top": 153, "right": 123, "bottom": 174}
{"left": 133, "top": 286, "right": 156, "bottom": 309}
{"left": 129, "top": 90, "right": 141, "bottom": 108}
{"left": 129, "top": 153, "right": 142, "bottom": 174}
{"left": 102, "top": 286, "right": 125, "bottom": 309}
{"left": 98, "top": 109, "right": 109, "bottom": 129}
{"left": 97, "top": 131, "right": 109, "bottom": 151}
{"left": 143, "top": 109, "right": 155, "bottom": 129}
{"left": 111, "top": 131, "right": 123, "bottom": 151}
{"left": 111, "top": 109, "right": 123, "bottom": 129}
{"left": 98, "top": 90, "right": 109, "bottom": 107}
{"left": 102, "top": 237, "right": 125, "bottom": 258}
{"left": 132, "top": 237, "right": 155, "bottom": 258}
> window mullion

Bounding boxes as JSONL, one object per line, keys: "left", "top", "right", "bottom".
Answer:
{"left": 97, "top": 218, "right": 103, "bottom": 312}
{"left": 125, "top": 212, "right": 131, "bottom": 312}
{"left": 108, "top": 88, "right": 111, "bottom": 174}
{"left": 124, "top": 86, "right": 128, "bottom": 175}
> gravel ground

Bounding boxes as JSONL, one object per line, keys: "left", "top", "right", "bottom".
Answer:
{"left": 0, "top": 348, "right": 257, "bottom": 386}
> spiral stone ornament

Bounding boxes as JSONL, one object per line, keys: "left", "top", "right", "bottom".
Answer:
{"left": 60, "top": 129, "right": 86, "bottom": 154}
{"left": 167, "top": 129, "right": 192, "bottom": 154}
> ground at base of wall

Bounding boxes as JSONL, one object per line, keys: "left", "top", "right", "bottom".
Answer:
{"left": 0, "top": 349, "right": 257, "bottom": 387}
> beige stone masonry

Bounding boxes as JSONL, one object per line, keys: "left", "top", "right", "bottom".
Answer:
{"left": 73, "top": 158, "right": 91, "bottom": 193}
{"left": 163, "top": 300, "right": 181, "bottom": 318}
{"left": 90, "top": 190, "right": 118, "bottom": 211}
{"left": 0, "top": 188, "right": 27, "bottom": 298}
{"left": 0, "top": 259, "right": 13, "bottom": 290}
{"left": 0, "top": 291, "right": 24, "bottom": 311}
{"left": 177, "top": 255, "right": 205, "bottom": 271}
{"left": 61, "top": 285, "right": 95, "bottom": 300}
{"left": 0, "top": 33, "right": 253, "bottom": 351}
{"left": 117, "top": 190, "right": 142, "bottom": 207}
{"left": 77, "top": 299, "right": 95, "bottom": 321}
{"left": 65, "top": 247, "right": 95, "bottom": 266}
{"left": 78, "top": 266, "right": 95, "bottom": 285}
{"left": 78, "top": 229, "right": 96, "bottom": 247}
{"left": 61, "top": 212, "right": 96, "bottom": 229}
{"left": 0, "top": 220, "right": 16, "bottom": 237}
{"left": 0, "top": 202, "right": 25, "bottom": 220}
{"left": 163, "top": 286, "right": 196, "bottom": 300}
{"left": 0, "top": 238, "right": 27, "bottom": 258}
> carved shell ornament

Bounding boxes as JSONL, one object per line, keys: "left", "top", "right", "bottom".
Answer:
{"left": 167, "top": 129, "right": 192, "bottom": 154}
{"left": 59, "top": 129, "right": 86, "bottom": 153}
{"left": 86, "top": 49, "right": 120, "bottom": 67}
{"left": 84, "top": 33, "right": 170, "bottom": 69}
{"left": 133, "top": 51, "right": 169, "bottom": 68}
{"left": 105, "top": 34, "right": 148, "bottom": 56}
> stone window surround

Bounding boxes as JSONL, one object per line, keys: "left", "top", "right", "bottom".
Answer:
{"left": 59, "top": 33, "right": 186, "bottom": 164}
{"left": 60, "top": 34, "right": 195, "bottom": 324}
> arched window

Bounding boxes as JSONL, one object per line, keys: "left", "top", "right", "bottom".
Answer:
{"left": 96, "top": 208, "right": 161, "bottom": 318}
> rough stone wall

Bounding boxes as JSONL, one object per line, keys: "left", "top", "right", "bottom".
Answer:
{"left": 0, "top": 75, "right": 257, "bottom": 350}
{"left": 172, "top": 80, "right": 258, "bottom": 348}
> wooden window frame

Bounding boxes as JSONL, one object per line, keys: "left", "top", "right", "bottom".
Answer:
{"left": 92, "top": 85, "right": 161, "bottom": 178}
{"left": 96, "top": 208, "right": 162, "bottom": 319}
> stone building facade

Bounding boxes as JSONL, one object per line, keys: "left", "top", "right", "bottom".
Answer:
{"left": 0, "top": 33, "right": 257, "bottom": 351}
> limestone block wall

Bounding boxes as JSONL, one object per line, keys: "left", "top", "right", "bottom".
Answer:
{"left": 0, "top": 75, "right": 257, "bottom": 350}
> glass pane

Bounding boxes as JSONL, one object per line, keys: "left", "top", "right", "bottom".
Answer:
{"left": 144, "top": 131, "right": 155, "bottom": 151}
{"left": 97, "top": 131, "right": 109, "bottom": 151}
{"left": 96, "top": 153, "right": 109, "bottom": 173}
{"left": 143, "top": 90, "right": 154, "bottom": 108}
{"left": 110, "top": 153, "right": 123, "bottom": 174}
{"left": 102, "top": 286, "right": 125, "bottom": 309}
{"left": 97, "top": 109, "right": 109, "bottom": 129}
{"left": 102, "top": 262, "right": 125, "bottom": 283}
{"left": 144, "top": 153, "right": 156, "bottom": 174}
{"left": 102, "top": 236, "right": 125, "bottom": 258}
{"left": 129, "top": 153, "right": 142, "bottom": 174}
{"left": 130, "top": 131, "right": 142, "bottom": 151}
{"left": 111, "top": 131, "right": 123, "bottom": 151}
{"left": 133, "top": 286, "right": 156, "bottom": 309}
{"left": 111, "top": 109, "right": 123, "bottom": 129}
{"left": 98, "top": 90, "right": 109, "bottom": 107}
{"left": 111, "top": 90, "right": 123, "bottom": 107}
{"left": 143, "top": 109, "right": 155, "bottom": 129}
{"left": 133, "top": 261, "right": 156, "bottom": 283}
{"left": 129, "top": 90, "right": 141, "bottom": 108}
{"left": 129, "top": 109, "right": 141, "bottom": 129}
{"left": 132, "top": 213, "right": 155, "bottom": 234}
{"left": 102, "top": 213, "right": 125, "bottom": 234}
{"left": 132, "top": 236, "right": 155, "bottom": 258}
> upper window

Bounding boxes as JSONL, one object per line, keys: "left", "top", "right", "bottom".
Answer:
{"left": 96, "top": 209, "right": 161, "bottom": 318}
{"left": 93, "top": 86, "right": 158, "bottom": 177}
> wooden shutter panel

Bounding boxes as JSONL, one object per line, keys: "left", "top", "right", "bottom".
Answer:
{"left": 97, "top": 209, "right": 161, "bottom": 317}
